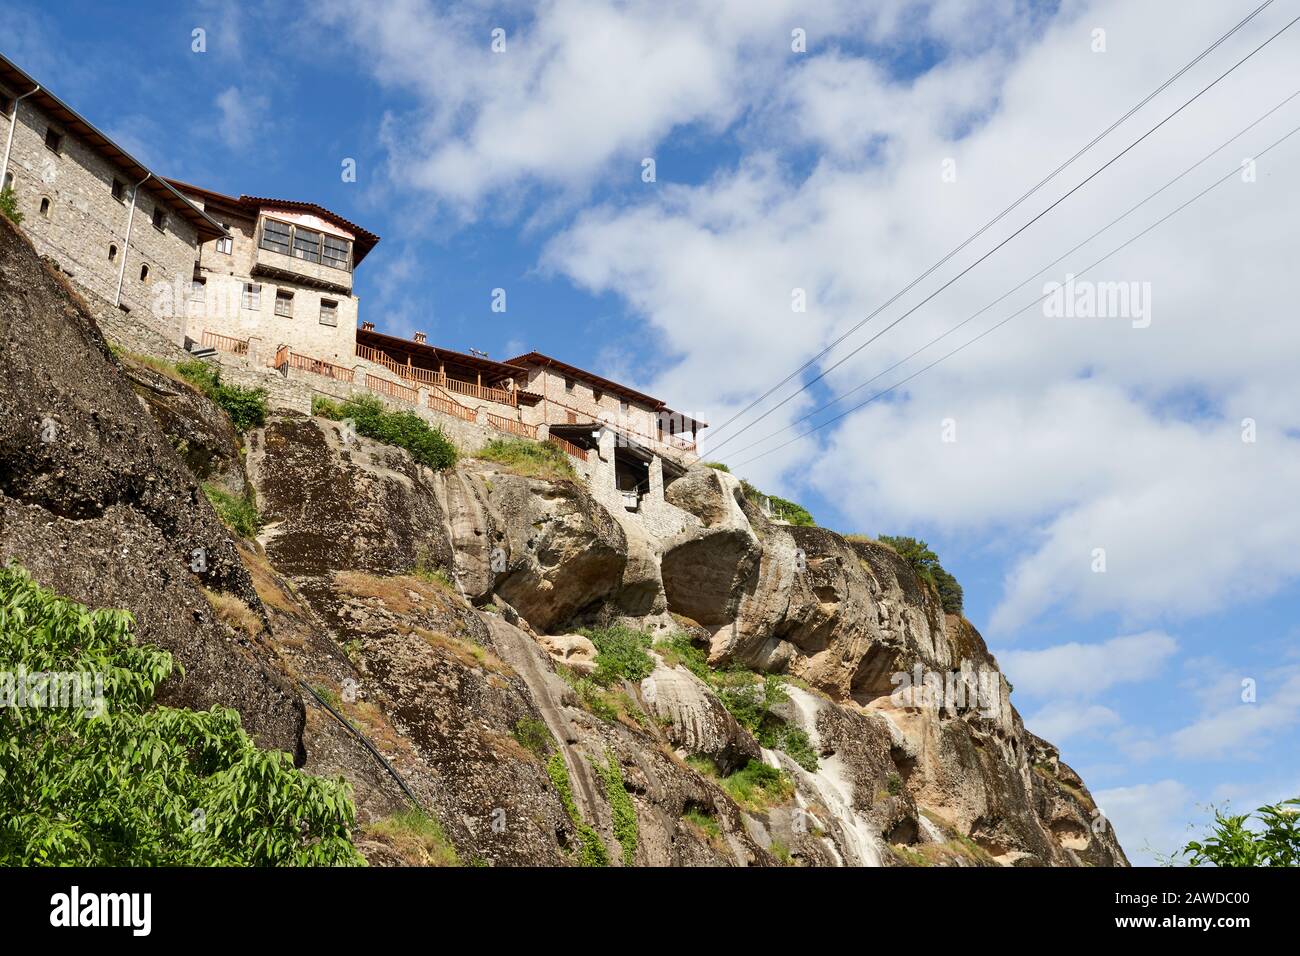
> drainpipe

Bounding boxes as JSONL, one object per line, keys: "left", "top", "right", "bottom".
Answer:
{"left": 114, "top": 173, "right": 151, "bottom": 307}
{"left": 0, "top": 84, "right": 40, "bottom": 189}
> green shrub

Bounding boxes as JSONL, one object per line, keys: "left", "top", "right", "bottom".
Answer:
{"left": 0, "top": 563, "right": 362, "bottom": 866}
{"left": 513, "top": 717, "right": 552, "bottom": 758}
{"left": 877, "top": 535, "right": 963, "bottom": 614}
{"left": 1181, "top": 798, "right": 1300, "bottom": 866}
{"left": 316, "top": 394, "right": 457, "bottom": 471}
{"left": 595, "top": 752, "right": 638, "bottom": 865}
{"left": 721, "top": 760, "right": 794, "bottom": 813}
{"left": 546, "top": 752, "right": 608, "bottom": 867}
{"left": 176, "top": 360, "right": 267, "bottom": 434}
{"left": 739, "top": 479, "right": 815, "bottom": 526}
{"left": 202, "top": 483, "right": 261, "bottom": 538}
{"left": 886, "top": 772, "right": 904, "bottom": 796}
{"left": 477, "top": 437, "right": 575, "bottom": 480}
{"left": 654, "top": 632, "right": 711, "bottom": 681}
{"left": 0, "top": 186, "right": 23, "bottom": 225}
{"left": 702, "top": 461, "right": 730, "bottom": 472}
{"left": 582, "top": 625, "right": 655, "bottom": 686}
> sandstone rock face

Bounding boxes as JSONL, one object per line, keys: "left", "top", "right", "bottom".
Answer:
{"left": 0, "top": 218, "right": 303, "bottom": 755}
{"left": 640, "top": 658, "right": 761, "bottom": 774}
{"left": 537, "top": 633, "right": 599, "bottom": 674}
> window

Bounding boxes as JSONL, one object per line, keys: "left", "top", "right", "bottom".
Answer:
{"left": 275, "top": 289, "right": 294, "bottom": 318}
{"left": 564, "top": 376, "right": 575, "bottom": 392}
{"left": 259, "top": 218, "right": 291, "bottom": 255}
{"left": 0, "top": 92, "right": 12, "bottom": 116}
{"left": 241, "top": 283, "right": 261, "bottom": 311}
{"left": 44, "top": 128, "right": 62, "bottom": 154}
{"left": 321, "top": 234, "right": 351, "bottom": 270}
{"left": 190, "top": 278, "right": 206, "bottom": 301}
{"left": 593, "top": 388, "right": 603, "bottom": 403}
{"left": 108, "top": 244, "right": 117, "bottom": 262}
{"left": 216, "top": 223, "right": 233, "bottom": 254}
{"left": 39, "top": 197, "right": 50, "bottom": 218}
{"left": 620, "top": 399, "right": 629, "bottom": 414}
{"left": 2, "top": 171, "right": 12, "bottom": 191}
{"left": 139, "top": 264, "right": 149, "bottom": 281}
{"left": 319, "top": 299, "right": 338, "bottom": 326}
{"left": 151, "top": 207, "right": 166, "bottom": 231}
{"left": 111, "top": 179, "right": 125, "bottom": 202}
{"left": 292, "top": 227, "right": 321, "bottom": 264}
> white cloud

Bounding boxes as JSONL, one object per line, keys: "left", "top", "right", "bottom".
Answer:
{"left": 1093, "top": 779, "right": 1193, "bottom": 865}
{"left": 1169, "top": 668, "right": 1300, "bottom": 760}
{"left": 214, "top": 86, "right": 270, "bottom": 152}
{"left": 1023, "top": 701, "right": 1121, "bottom": 742}
{"left": 998, "top": 631, "right": 1177, "bottom": 699}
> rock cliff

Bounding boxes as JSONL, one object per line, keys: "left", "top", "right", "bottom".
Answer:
{"left": 0, "top": 215, "right": 1126, "bottom": 866}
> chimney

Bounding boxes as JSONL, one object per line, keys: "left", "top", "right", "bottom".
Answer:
{"left": 413, "top": 331, "right": 427, "bottom": 344}
{"left": 361, "top": 321, "right": 375, "bottom": 331}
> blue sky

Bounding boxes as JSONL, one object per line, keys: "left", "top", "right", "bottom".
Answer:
{"left": 9, "top": 0, "right": 1300, "bottom": 864}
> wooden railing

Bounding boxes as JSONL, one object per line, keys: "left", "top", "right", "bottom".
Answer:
{"left": 487, "top": 414, "right": 537, "bottom": 439}
{"left": 280, "top": 350, "right": 354, "bottom": 382}
{"left": 547, "top": 435, "right": 588, "bottom": 461}
{"left": 365, "top": 374, "right": 418, "bottom": 405}
{"left": 202, "top": 330, "right": 249, "bottom": 355}
{"left": 429, "top": 393, "right": 477, "bottom": 422}
{"left": 355, "top": 342, "right": 517, "bottom": 406}
{"left": 539, "top": 396, "right": 697, "bottom": 455}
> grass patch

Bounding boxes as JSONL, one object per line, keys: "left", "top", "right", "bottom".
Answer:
{"left": 738, "top": 479, "right": 815, "bottom": 527}
{"left": 202, "top": 588, "right": 261, "bottom": 636}
{"left": 202, "top": 483, "right": 262, "bottom": 538}
{"left": 315, "top": 394, "right": 457, "bottom": 471}
{"left": 702, "top": 461, "right": 730, "bottom": 472}
{"left": 595, "top": 752, "right": 638, "bottom": 865}
{"left": 547, "top": 752, "right": 608, "bottom": 867}
{"left": 407, "top": 625, "right": 510, "bottom": 675}
{"left": 177, "top": 359, "right": 267, "bottom": 434}
{"left": 682, "top": 805, "right": 721, "bottom": 841}
{"left": 654, "top": 632, "right": 711, "bottom": 681}
{"left": 364, "top": 809, "right": 459, "bottom": 866}
{"left": 513, "top": 717, "right": 552, "bottom": 759}
{"left": 720, "top": 759, "right": 794, "bottom": 814}
{"left": 476, "top": 437, "right": 575, "bottom": 480}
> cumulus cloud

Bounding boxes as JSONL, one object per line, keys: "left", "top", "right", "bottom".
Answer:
{"left": 998, "top": 631, "right": 1177, "bottom": 699}
{"left": 214, "top": 86, "right": 270, "bottom": 152}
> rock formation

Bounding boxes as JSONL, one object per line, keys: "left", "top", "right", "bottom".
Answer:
{"left": 0, "top": 215, "right": 1126, "bottom": 866}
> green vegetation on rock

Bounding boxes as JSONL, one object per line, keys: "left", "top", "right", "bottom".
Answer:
{"left": 176, "top": 360, "right": 268, "bottom": 434}
{"left": 476, "top": 436, "right": 576, "bottom": 480}
{"left": 583, "top": 624, "right": 656, "bottom": 686}
{"left": 0, "top": 563, "right": 362, "bottom": 866}
{"left": 596, "top": 751, "right": 638, "bottom": 865}
{"left": 313, "top": 394, "right": 457, "bottom": 471}
{"left": 546, "top": 751, "right": 608, "bottom": 867}
{"left": 202, "top": 482, "right": 261, "bottom": 539}
{"left": 0, "top": 186, "right": 22, "bottom": 225}
{"left": 877, "top": 534, "right": 963, "bottom": 615}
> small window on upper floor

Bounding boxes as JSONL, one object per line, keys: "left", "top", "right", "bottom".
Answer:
{"left": 564, "top": 376, "right": 575, "bottom": 392}
{"left": 593, "top": 388, "right": 603, "bottom": 403}
{"left": 108, "top": 243, "right": 118, "bottom": 262}
{"left": 275, "top": 289, "right": 294, "bottom": 318}
{"left": 39, "top": 197, "right": 50, "bottom": 218}
{"left": 151, "top": 207, "right": 166, "bottom": 231}
{"left": 111, "top": 179, "right": 126, "bottom": 202}
{"left": 620, "top": 399, "right": 629, "bottom": 414}
{"left": 321, "top": 233, "right": 352, "bottom": 271}
{"left": 319, "top": 299, "right": 338, "bottom": 327}
{"left": 2, "top": 171, "right": 12, "bottom": 191}
{"left": 139, "top": 264, "right": 149, "bottom": 281}
{"left": 216, "top": 223, "right": 233, "bottom": 254}
{"left": 242, "top": 283, "right": 261, "bottom": 311}
{"left": 44, "top": 128, "right": 62, "bottom": 154}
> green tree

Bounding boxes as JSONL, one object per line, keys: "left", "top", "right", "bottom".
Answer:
{"left": 0, "top": 563, "right": 363, "bottom": 866}
{"left": 878, "top": 534, "right": 963, "bottom": 614}
{"left": 0, "top": 186, "right": 22, "bottom": 225}
{"left": 1180, "top": 799, "right": 1300, "bottom": 866}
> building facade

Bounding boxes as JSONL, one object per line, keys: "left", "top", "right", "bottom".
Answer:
{"left": 0, "top": 55, "right": 225, "bottom": 333}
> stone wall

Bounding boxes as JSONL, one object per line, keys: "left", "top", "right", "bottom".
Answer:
{"left": 0, "top": 90, "right": 199, "bottom": 334}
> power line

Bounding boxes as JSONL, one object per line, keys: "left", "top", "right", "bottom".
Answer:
{"left": 722, "top": 88, "right": 1300, "bottom": 461}
{"left": 704, "top": 0, "right": 1279, "bottom": 447}
{"left": 706, "top": 9, "right": 1300, "bottom": 456}
{"left": 729, "top": 120, "right": 1300, "bottom": 472}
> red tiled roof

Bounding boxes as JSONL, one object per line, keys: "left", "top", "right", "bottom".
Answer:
{"left": 164, "top": 179, "right": 380, "bottom": 265}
